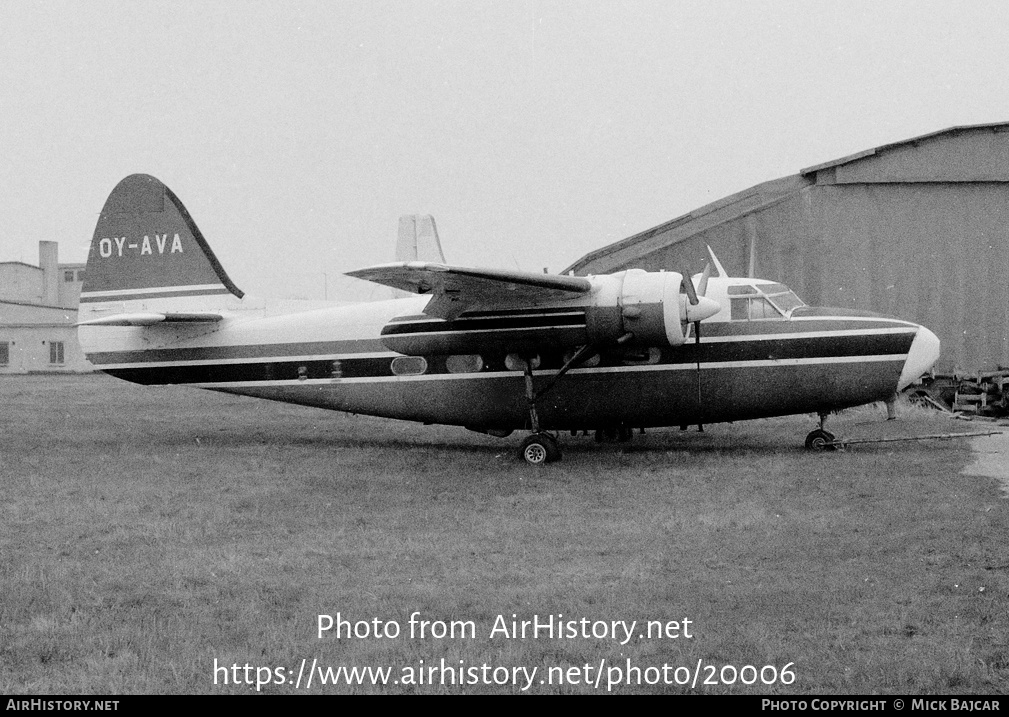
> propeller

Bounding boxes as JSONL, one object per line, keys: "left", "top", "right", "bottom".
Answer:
{"left": 680, "top": 272, "right": 703, "bottom": 345}
{"left": 686, "top": 246, "right": 727, "bottom": 434}
{"left": 686, "top": 245, "right": 725, "bottom": 343}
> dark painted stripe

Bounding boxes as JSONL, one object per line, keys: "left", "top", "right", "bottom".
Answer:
{"left": 391, "top": 306, "right": 588, "bottom": 322}
{"left": 85, "top": 338, "right": 389, "bottom": 365}
{"left": 683, "top": 332, "right": 915, "bottom": 363}
{"left": 383, "top": 312, "right": 587, "bottom": 335}
{"left": 87, "top": 330, "right": 914, "bottom": 369}
{"left": 702, "top": 319, "right": 914, "bottom": 336}
{"left": 95, "top": 332, "right": 914, "bottom": 386}
{"left": 104, "top": 356, "right": 395, "bottom": 385}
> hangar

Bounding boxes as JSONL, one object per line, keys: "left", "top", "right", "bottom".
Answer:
{"left": 0, "top": 241, "right": 91, "bottom": 373}
{"left": 567, "top": 122, "right": 1009, "bottom": 372}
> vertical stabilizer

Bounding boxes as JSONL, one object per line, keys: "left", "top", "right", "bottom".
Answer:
{"left": 80, "top": 174, "right": 243, "bottom": 309}
{"left": 396, "top": 214, "right": 446, "bottom": 263}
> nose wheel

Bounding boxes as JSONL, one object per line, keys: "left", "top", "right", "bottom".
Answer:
{"left": 805, "top": 412, "right": 837, "bottom": 451}
{"left": 804, "top": 428, "right": 836, "bottom": 451}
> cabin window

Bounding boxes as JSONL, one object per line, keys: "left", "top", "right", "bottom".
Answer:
{"left": 0, "top": 342, "right": 8, "bottom": 366}
{"left": 727, "top": 285, "right": 758, "bottom": 296}
{"left": 49, "top": 341, "right": 65, "bottom": 365}
{"left": 620, "top": 347, "right": 661, "bottom": 366}
{"left": 505, "top": 354, "right": 540, "bottom": 371}
{"left": 391, "top": 356, "right": 428, "bottom": 376}
{"left": 446, "top": 354, "right": 483, "bottom": 374}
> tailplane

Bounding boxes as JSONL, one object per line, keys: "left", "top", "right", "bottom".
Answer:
{"left": 80, "top": 174, "right": 242, "bottom": 314}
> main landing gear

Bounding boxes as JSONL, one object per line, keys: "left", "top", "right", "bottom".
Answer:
{"left": 519, "top": 433, "right": 561, "bottom": 465}
{"left": 517, "top": 354, "right": 564, "bottom": 464}
{"left": 804, "top": 412, "right": 837, "bottom": 451}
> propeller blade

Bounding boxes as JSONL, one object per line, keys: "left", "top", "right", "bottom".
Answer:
{"left": 697, "top": 261, "right": 713, "bottom": 297}
{"left": 681, "top": 272, "right": 699, "bottom": 305}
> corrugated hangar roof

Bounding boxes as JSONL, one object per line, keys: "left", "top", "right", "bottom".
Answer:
{"left": 799, "top": 121, "right": 1009, "bottom": 175}
{"left": 566, "top": 121, "right": 1009, "bottom": 275}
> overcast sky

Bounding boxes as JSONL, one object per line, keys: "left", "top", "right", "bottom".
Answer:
{"left": 3, "top": 0, "right": 1009, "bottom": 298}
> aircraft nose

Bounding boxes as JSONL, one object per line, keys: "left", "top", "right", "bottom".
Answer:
{"left": 897, "top": 326, "right": 940, "bottom": 391}
{"left": 685, "top": 295, "right": 721, "bottom": 323}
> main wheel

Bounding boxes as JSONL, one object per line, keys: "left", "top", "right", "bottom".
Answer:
{"left": 804, "top": 428, "right": 836, "bottom": 451}
{"left": 519, "top": 433, "right": 561, "bottom": 464}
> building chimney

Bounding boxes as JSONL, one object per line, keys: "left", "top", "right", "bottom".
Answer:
{"left": 39, "top": 241, "right": 59, "bottom": 306}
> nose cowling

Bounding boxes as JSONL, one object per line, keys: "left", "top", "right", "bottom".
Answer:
{"left": 897, "top": 326, "right": 940, "bottom": 391}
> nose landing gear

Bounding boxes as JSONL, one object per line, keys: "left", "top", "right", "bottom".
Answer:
{"left": 805, "top": 412, "right": 837, "bottom": 451}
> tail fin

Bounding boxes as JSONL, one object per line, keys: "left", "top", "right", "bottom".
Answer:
{"left": 396, "top": 215, "right": 446, "bottom": 263}
{"left": 80, "top": 174, "right": 243, "bottom": 309}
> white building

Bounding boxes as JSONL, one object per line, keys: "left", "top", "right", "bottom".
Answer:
{"left": 0, "top": 241, "right": 91, "bottom": 373}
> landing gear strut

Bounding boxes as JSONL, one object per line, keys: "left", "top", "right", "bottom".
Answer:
{"left": 804, "top": 412, "right": 837, "bottom": 451}
{"left": 518, "top": 355, "right": 562, "bottom": 464}
{"left": 515, "top": 346, "right": 605, "bottom": 464}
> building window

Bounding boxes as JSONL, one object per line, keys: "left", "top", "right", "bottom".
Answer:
{"left": 64, "top": 270, "right": 75, "bottom": 282}
{"left": 49, "top": 341, "right": 65, "bottom": 365}
{"left": 0, "top": 342, "right": 8, "bottom": 366}
{"left": 75, "top": 270, "right": 85, "bottom": 282}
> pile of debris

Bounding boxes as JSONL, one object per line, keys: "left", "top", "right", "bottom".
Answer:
{"left": 905, "top": 369, "right": 1009, "bottom": 418}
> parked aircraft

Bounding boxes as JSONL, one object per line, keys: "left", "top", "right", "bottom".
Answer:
{"left": 78, "top": 175, "right": 940, "bottom": 463}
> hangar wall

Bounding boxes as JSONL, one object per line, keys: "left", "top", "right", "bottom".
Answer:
{"left": 566, "top": 123, "right": 1009, "bottom": 372}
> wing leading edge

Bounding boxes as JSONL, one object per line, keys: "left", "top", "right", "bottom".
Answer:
{"left": 77, "top": 312, "right": 224, "bottom": 327}
{"left": 347, "top": 262, "right": 592, "bottom": 319}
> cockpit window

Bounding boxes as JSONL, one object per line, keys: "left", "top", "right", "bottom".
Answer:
{"left": 756, "top": 283, "right": 805, "bottom": 315}
{"left": 765, "top": 291, "right": 804, "bottom": 314}
{"left": 731, "top": 296, "right": 782, "bottom": 320}
{"left": 726, "top": 282, "right": 806, "bottom": 320}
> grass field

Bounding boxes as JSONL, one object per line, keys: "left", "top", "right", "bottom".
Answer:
{"left": 2, "top": 374, "right": 1007, "bottom": 694}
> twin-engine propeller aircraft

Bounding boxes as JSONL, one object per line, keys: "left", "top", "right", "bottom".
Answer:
{"left": 78, "top": 174, "right": 941, "bottom": 464}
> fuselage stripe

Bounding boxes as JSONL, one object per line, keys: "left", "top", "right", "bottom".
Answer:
{"left": 166, "top": 354, "right": 907, "bottom": 389}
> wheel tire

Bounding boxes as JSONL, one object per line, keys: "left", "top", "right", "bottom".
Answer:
{"left": 519, "top": 433, "right": 562, "bottom": 464}
{"left": 805, "top": 429, "right": 836, "bottom": 451}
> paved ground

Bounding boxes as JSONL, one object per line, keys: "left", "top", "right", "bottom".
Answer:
{"left": 964, "top": 426, "right": 1009, "bottom": 497}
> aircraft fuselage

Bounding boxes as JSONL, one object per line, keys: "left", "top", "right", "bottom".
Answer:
{"left": 81, "top": 295, "right": 931, "bottom": 434}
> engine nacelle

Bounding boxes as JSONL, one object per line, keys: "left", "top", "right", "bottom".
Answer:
{"left": 378, "top": 269, "right": 719, "bottom": 355}
{"left": 585, "top": 269, "right": 692, "bottom": 348}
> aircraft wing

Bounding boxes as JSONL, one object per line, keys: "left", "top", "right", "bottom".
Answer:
{"left": 346, "top": 262, "right": 593, "bottom": 319}
{"left": 77, "top": 312, "right": 224, "bottom": 326}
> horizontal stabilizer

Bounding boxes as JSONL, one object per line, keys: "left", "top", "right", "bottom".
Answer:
{"left": 346, "top": 262, "right": 592, "bottom": 319}
{"left": 77, "top": 312, "right": 224, "bottom": 327}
